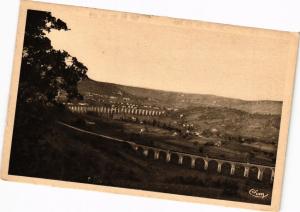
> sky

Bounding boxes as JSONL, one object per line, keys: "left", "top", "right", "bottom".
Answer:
{"left": 46, "top": 6, "right": 292, "bottom": 101}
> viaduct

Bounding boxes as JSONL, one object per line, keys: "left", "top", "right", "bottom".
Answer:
{"left": 58, "top": 121, "right": 275, "bottom": 183}
{"left": 128, "top": 142, "right": 275, "bottom": 182}
{"left": 68, "top": 105, "right": 165, "bottom": 116}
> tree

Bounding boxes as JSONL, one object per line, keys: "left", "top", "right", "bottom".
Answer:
{"left": 9, "top": 10, "right": 88, "bottom": 176}
{"left": 19, "top": 10, "right": 87, "bottom": 106}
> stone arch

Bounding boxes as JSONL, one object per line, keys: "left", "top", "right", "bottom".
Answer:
{"left": 153, "top": 149, "right": 160, "bottom": 160}
{"left": 234, "top": 164, "right": 245, "bottom": 178}
{"left": 207, "top": 160, "right": 218, "bottom": 173}
{"left": 158, "top": 151, "right": 167, "bottom": 162}
{"left": 182, "top": 155, "right": 192, "bottom": 168}
{"left": 195, "top": 157, "right": 205, "bottom": 170}
{"left": 248, "top": 166, "right": 259, "bottom": 180}
{"left": 221, "top": 162, "right": 231, "bottom": 176}
{"left": 136, "top": 146, "right": 144, "bottom": 156}
{"left": 142, "top": 147, "right": 150, "bottom": 157}
{"left": 262, "top": 167, "right": 273, "bottom": 183}
{"left": 147, "top": 148, "right": 155, "bottom": 160}
{"left": 170, "top": 153, "right": 179, "bottom": 165}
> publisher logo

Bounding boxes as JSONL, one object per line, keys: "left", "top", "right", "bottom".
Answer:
{"left": 249, "top": 189, "right": 269, "bottom": 199}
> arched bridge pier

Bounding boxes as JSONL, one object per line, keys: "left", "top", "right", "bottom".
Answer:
{"left": 129, "top": 142, "right": 275, "bottom": 183}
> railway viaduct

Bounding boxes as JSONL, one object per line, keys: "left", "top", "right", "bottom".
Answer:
{"left": 62, "top": 106, "right": 275, "bottom": 183}
{"left": 128, "top": 142, "right": 275, "bottom": 182}
{"left": 68, "top": 105, "right": 165, "bottom": 116}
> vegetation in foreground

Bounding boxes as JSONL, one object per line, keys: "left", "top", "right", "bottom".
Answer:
{"left": 9, "top": 109, "right": 272, "bottom": 205}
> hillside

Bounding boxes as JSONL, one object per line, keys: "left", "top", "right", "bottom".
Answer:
{"left": 10, "top": 120, "right": 272, "bottom": 205}
{"left": 175, "top": 106, "right": 280, "bottom": 143}
{"left": 78, "top": 78, "right": 282, "bottom": 115}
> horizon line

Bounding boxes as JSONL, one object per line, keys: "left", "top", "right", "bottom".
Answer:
{"left": 84, "top": 76, "right": 283, "bottom": 103}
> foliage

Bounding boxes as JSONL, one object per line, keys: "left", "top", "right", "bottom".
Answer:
{"left": 9, "top": 10, "right": 88, "bottom": 175}
{"left": 19, "top": 10, "right": 87, "bottom": 106}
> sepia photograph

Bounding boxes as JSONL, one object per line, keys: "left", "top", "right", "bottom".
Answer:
{"left": 1, "top": 1, "right": 299, "bottom": 211}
